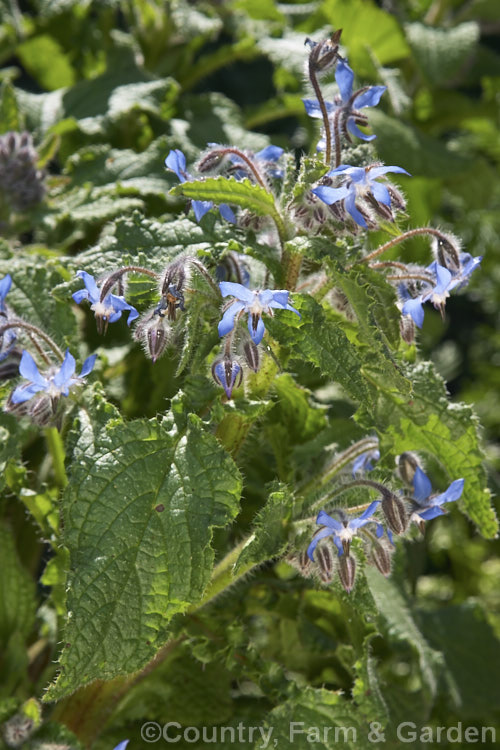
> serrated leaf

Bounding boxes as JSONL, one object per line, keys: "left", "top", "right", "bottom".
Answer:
{"left": 235, "top": 486, "right": 293, "bottom": 574}
{"left": 0, "top": 256, "right": 77, "bottom": 346}
{"left": 373, "top": 362, "right": 497, "bottom": 538}
{"left": 171, "top": 176, "right": 285, "bottom": 234}
{"left": 267, "top": 294, "right": 370, "bottom": 405}
{"left": 45, "top": 414, "right": 242, "bottom": 700}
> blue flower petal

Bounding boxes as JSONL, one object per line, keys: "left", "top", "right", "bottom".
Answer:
{"left": 256, "top": 145, "right": 284, "bottom": 162}
{"left": 335, "top": 59, "right": 354, "bottom": 103}
{"left": 307, "top": 526, "right": 334, "bottom": 561}
{"left": 312, "top": 185, "right": 350, "bottom": 206}
{"left": 0, "top": 274, "right": 12, "bottom": 304}
{"left": 433, "top": 478, "right": 465, "bottom": 505}
{"left": 53, "top": 350, "right": 76, "bottom": 390}
{"left": 350, "top": 499, "right": 380, "bottom": 528}
{"left": 219, "top": 282, "right": 255, "bottom": 304}
{"left": 19, "top": 350, "right": 46, "bottom": 386}
{"left": 344, "top": 190, "right": 367, "bottom": 227}
{"left": 370, "top": 180, "right": 391, "bottom": 206}
{"left": 219, "top": 203, "right": 237, "bottom": 224}
{"left": 353, "top": 85, "right": 386, "bottom": 109}
{"left": 165, "top": 149, "right": 187, "bottom": 181}
{"left": 218, "top": 300, "right": 245, "bottom": 337}
{"left": 412, "top": 466, "right": 433, "bottom": 503}
{"left": 11, "top": 383, "right": 45, "bottom": 404}
{"left": 192, "top": 199, "right": 212, "bottom": 222}
{"left": 316, "top": 509, "right": 343, "bottom": 531}
{"left": 418, "top": 506, "right": 445, "bottom": 521}
{"left": 347, "top": 120, "right": 377, "bottom": 141}
{"left": 76, "top": 270, "right": 100, "bottom": 303}
{"left": 80, "top": 353, "right": 97, "bottom": 378}
{"left": 402, "top": 297, "right": 425, "bottom": 328}
{"left": 248, "top": 314, "right": 265, "bottom": 345}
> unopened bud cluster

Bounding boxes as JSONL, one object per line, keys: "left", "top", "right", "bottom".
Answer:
{"left": 0, "top": 131, "right": 45, "bottom": 213}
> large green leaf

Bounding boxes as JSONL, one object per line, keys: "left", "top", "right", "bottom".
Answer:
{"left": 45, "top": 414, "right": 242, "bottom": 700}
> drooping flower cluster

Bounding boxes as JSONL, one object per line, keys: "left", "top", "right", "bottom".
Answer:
{"left": 302, "top": 441, "right": 464, "bottom": 592}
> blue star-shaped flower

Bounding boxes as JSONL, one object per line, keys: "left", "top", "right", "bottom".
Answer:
{"left": 218, "top": 281, "right": 300, "bottom": 345}
{"left": 312, "top": 164, "right": 410, "bottom": 228}
{"left": 165, "top": 149, "right": 236, "bottom": 223}
{"left": 401, "top": 251, "right": 482, "bottom": 328}
{"left": 72, "top": 271, "right": 139, "bottom": 334}
{"left": 303, "top": 59, "right": 386, "bottom": 143}
{"left": 11, "top": 349, "right": 96, "bottom": 405}
{"left": 410, "top": 466, "right": 464, "bottom": 522}
{"left": 307, "top": 501, "right": 381, "bottom": 560}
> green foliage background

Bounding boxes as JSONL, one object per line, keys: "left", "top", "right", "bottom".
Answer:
{"left": 0, "top": 0, "right": 499, "bottom": 748}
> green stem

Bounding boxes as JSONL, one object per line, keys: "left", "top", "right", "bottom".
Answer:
{"left": 45, "top": 427, "right": 68, "bottom": 489}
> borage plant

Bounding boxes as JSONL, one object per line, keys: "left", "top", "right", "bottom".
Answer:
{"left": 0, "top": 27, "right": 497, "bottom": 750}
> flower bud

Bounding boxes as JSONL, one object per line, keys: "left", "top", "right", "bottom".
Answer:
{"left": 29, "top": 394, "right": 57, "bottom": 426}
{"left": 397, "top": 452, "right": 420, "bottom": 486}
{"left": 338, "top": 554, "right": 356, "bottom": 593}
{"left": 432, "top": 233, "right": 461, "bottom": 274}
{"left": 211, "top": 355, "right": 243, "bottom": 399}
{"left": 306, "top": 31, "right": 343, "bottom": 74}
{"left": 399, "top": 314, "right": 415, "bottom": 344}
{"left": 315, "top": 544, "right": 334, "bottom": 584}
{"left": 243, "top": 340, "right": 260, "bottom": 372}
{"left": 134, "top": 311, "right": 171, "bottom": 363}
{"left": 381, "top": 491, "right": 408, "bottom": 535}
{"left": 0, "top": 131, "right": 45, "bottom": 212}
{"left": 370, "top": 542, "right": 392, "bottom": 577}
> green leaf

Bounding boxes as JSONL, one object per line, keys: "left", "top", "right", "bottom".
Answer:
{"left": 0, "top": 522, "right": 37, "bottom": 646}
{"left": 0, "top": 255, "right": 77, "bottom": 346}
{"left": 0, "top": 82, "right": 21, "bottom": 134}
{"left": 171, "top": 176, "right": 286, "bottom": 238}
{"left": 267, "top": 294, "right": 370, "bottom": 405}
{"left": 373, "top": 362, "right": 497, "bottom": 538}
{"left": 406, "top": 22, "right": 480, "bottom": 87}
{"left": 235, "top": 486, "right": 293, "bottom": 574}
{"left": 16, "top": 35, "right": 76, "bottom": 90}
{"left": 365, "top": 567, "right": 442, "bottom": 701}
{"left": 45, "top": 414, "right": 242, "bottom": 700}
{"left": 418, "top": 602, "right": 500, "bottom": 718}
{"left": 259, "top": 686, "right": 368, "bottom": 749}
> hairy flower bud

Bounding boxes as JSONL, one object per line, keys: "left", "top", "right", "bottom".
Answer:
{"left": 315, "top": 543, "right": 334, "bottom": 583}
{"left": 0, "top": 131, "right": 45, "bottom": 213}
{"left": 370, "top": 542, "right": 392, "bottom": 577}
{"left": 399, "top": 313, "right": 415, "bottom": 344}
{"left": 398, "top": 452, "right": 421, "bottom": 486}
{"left": 211, "top": 355, "right": 243, "bottom": 399}
{"left": 338, "top": 553, "right": 356, "bottom": 593}
{"left": 243, "top": 339, "right": 260, "bottom": 372}
{"left": 432, "top": 233, "right": 461, "bottom": 274}
{"left": 381, "top": 491, "right": 408, "bottom": 535}
{"left": 134, "top": 311, "right": 171, "bottom": 363}
{"left": 306, "top": 30, "right": 343, "bottom": 74}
